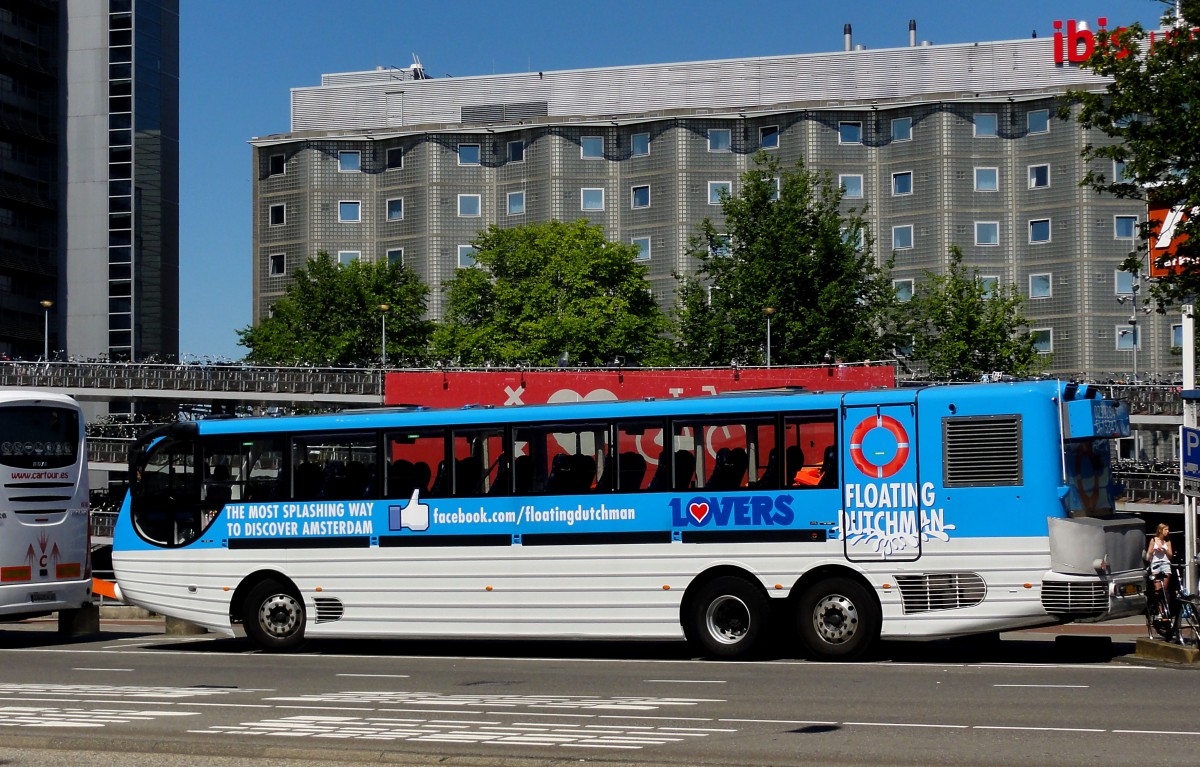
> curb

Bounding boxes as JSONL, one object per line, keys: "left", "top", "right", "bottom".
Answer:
{"left": 1134, "top": 637, "right": 1200, "bottom": 665}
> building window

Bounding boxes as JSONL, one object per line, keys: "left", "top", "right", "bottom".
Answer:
{"left": 1115, "top": 215, "right": 1138, "bottom": 239}
{"left": 974, "top": 167, "right": 999, "bottom": 192}
{"left": 1114, "top": 159, "right": 1132, "bottom": 183}
{"left": 710, "top": 233, "right": 732, "bottom": 257}
{"left": 1173, "top": 324, "right": 1184, "bottom": 348}
{"left": 769, "top": 177, "right": 780, "bottom": 201}
{"left": 581, "top": 188, "right": 604, "bottom": 211}
{"left": 975, "top": 221, "right": 1000, "bottom": 246}
{"left": 838, "top": 121, "right": 863, "bottom": 145}
{"left": 1028, "top": 164, "right": 1050, "bottom": 189}
{"left": 760, "top": 125, "right": 779, "bottom": 149}
{"left": 981, "top": 276, "right": 999, "bottom": 298}
{"left": 892, "top": 225, "right": 914, "bottom": 250}
{"left": 581, "top": 136, "right": 604, "bottom": 159}
{"left": 708, "top": 128, "right": 732, "bottom": 152}
{"left": 386, "top": 198, "right": 404, "bottom": 221}
{"left": 708, "top": 181, "right": 732, "bottom": 205}
{"left": 457, "top": 245, "right": 477, "bottom": 268}
{"left": 891, "top": 117, "right": 912, "bottom": 142}
{"left": 1115, "top": 270, "right": 1137, "bottom": 295}
{"left": 1031, "top": 328, "right": 1053, "bottom": 353}
{"left": 386, "top": 248, "right": 404, "bottom": 267}
{"left": 507, "top": 140, "right": 525, "bottom": 163}
{"left": 894, "top": 279, "right": 914, "bottom": 302}
{"left": 338, "top": 150, "right": 361, "bottom": 172}
{"left": 892, "top": 171, "right": 913, "bottom": 196}
{"left": 269, "top": 203, "right": 285, "bottom": 226}
{"left": 631, "top": 185, "right": 651, "bottom": 209}
{"left": 974, "top": 113, "right": 998, "bottom": 137}
{"left": 841, "top": 227, "right": 866, "bottom": 251}
{"left": 458, "top": 194, "right": 482, "bottom": 217}
{"left": 337, "top": 250, "right": 360, "bottom": 265}
{"left": 507, "top": 190, "right": 526, "bottom": 215}
{"left": 1116, "top": 325, "right": 1141, "bottom": 350}
{"left": 269, "top": 154, "right": 285, "bottom": 176}
{"left": 632, "top": 236, "right": 651, "bottom": 261}
{"left": 1029, "top": 218, "right": 1051, "bottom": 243}
{"left": 631, "top": 132, "right": 650, "bottom": 157}
{"left": 338, "top": 201, "right": 360, "bottom": 223}
{"left": 386, "top": 147, "right": 403, "bottom": 170}
{"left": 840, "top": 174, "right": 864, "bottom": 199}
{"left": 269, "top": 254, "right": 286, "bottom": 276}
{"left": 458, "top": 143, "right": 481, "bottom": 166}
{"left": 1030, "top": 273, "right": 1052, "bottom": 298}
{"left": 1027, "top": 109, "right": 1050, "bottom": 134}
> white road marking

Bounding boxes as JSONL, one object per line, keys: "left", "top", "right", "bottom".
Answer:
{"left": 72, "top": 667, "right": 134, "bottom": 672}
{"left": 336, "top": 673, "right": 409, "bottom": 678}
{"left": 993, "top": 684, "right": 1089, "bottom": 688}
{"left": 644, "top": 679, "right": 726, "bottom": 684}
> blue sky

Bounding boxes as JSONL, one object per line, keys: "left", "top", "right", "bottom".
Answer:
{"left": 179, "top": 0, "right": 1161, "bottom": 361}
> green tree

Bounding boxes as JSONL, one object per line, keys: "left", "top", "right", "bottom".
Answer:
{"left": 904, "top": 247, "right": 1045, "bottom": 380}
{"left": 431, "top": 220, "right": 672, "bottom": 366}
{"left": 1062, "top": 1, "right": 1200, "bottom": 304}
{"left": 674, "top": 153, "right": 900, "bottom": 366}
{"left": 238, "top": 252, "right": 432, "bottom": 366}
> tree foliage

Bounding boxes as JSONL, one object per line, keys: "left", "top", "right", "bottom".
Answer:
{"left": 431, "top": 220, "right": 672, "bottom": 366}
{"left": 903, "top": 247, "right": 1045, "bottom": 380}
{"left": 1063, "top": 0, "right": 1200, "bottom": 304}
{"left": 238, "top": 252, "right": 432, "bottom": 366}
{"left": 673, "top": 154, "right": 901, "bottom": 366}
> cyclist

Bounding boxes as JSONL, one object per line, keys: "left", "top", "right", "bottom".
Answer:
{"left": 1147, "top": 523, "right": 1174, "bottom": 620}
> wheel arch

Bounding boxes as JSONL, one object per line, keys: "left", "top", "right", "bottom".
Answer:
{"left": 229, "top": 569, "right": 298, "bottom": 626}
{"left": 787, "top": 564, "right": 880, "bottom": 614}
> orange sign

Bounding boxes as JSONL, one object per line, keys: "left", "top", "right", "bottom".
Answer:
{"left": 1148, "top": 201, "right": 1195, "bottom": 278}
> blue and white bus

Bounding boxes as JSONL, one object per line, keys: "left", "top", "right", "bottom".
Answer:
{"left": 111, "top": 379, "right": 1143, "bottom": 660}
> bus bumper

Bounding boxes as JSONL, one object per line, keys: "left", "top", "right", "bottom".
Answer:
{"left": 1040, "top": 569, "right": 1146, "bottom": 622}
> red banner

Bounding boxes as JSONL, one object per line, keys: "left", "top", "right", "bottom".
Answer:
{"left": 385, "top": 366, "right": 895, "bottom": 408}
{"left": 1148, "top": 200, "right": 1194, "bottom": 279}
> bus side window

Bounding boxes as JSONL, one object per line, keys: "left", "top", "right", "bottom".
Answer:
{"left": 615, "top": 419, "right": 663, "bottom": 492}
{"left": 783, "top": 412, "right": 837, "bottom": 489}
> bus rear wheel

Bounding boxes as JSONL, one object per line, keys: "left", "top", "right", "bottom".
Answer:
{"left": 243, "top": 579, "right": 306, "bottom": 651}
{"left": 797, "top": 577, "right": 879, "bottom": 661}
{"left": 686, "top": 576, "right": 769, "bottom": 659}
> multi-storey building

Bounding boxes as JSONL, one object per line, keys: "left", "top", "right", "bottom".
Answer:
{"left": 0, "top": 0, "right": 178, "bottom": 363}
{"left": 250, "top": 25, "right": 1159, "bottom": 379}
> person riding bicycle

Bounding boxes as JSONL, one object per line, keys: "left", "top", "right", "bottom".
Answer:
{"left": 1147, "top": 523, "right": 1174, "bottom": 620}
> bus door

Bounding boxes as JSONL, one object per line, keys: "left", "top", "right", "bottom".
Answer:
{"left": 841, "top": 403, "right": 921, "bottom": 563}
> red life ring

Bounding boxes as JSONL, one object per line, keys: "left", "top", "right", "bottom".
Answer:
{"left": 849, "top": 415, "right": 910, "bottom": 479}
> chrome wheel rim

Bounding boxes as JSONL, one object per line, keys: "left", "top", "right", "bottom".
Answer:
{"left": 812, "top": 593, "right": 859, "bottom": 645}
{"left": 257, "top": 593, "right": 301, "bottom": 638}
{"left": 705, "top": 594, "right": 751, "bottom": 645}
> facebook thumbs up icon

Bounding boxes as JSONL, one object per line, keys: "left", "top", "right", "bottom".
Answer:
{"left": 389, "top": 489, "right": 430, "bottom": 532}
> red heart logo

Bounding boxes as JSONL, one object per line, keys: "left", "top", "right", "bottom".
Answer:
{"left": 689, "top": 502, "right": 709, "bottom": 523}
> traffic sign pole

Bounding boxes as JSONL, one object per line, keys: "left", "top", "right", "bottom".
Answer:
{"left": 1184, "top": 304, "right": 1197, "bottom": 596}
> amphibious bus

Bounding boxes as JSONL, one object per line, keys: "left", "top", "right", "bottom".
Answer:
{"left": 111, "top": 379, "right": 1143, "bottom": 660}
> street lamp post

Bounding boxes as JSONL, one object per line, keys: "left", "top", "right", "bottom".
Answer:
{"left": 379, "top": 304, "right": 390, "bottom": 368}
{"left": 39, "top": 299, "right": 53, "bottom": 361}
{"left": 763, "top": 307, "right": 775, "bottom": 368}
{"left": 1117, "top": 279, "right": 1146, "bottom": 384}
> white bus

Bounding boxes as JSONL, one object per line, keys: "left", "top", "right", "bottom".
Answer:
{"left": 0, "top": 390, "right": 92, "bottom": 631}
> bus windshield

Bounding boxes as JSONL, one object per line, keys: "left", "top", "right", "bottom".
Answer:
{"left": 0, "top": 406, "right": 80, "bottom": 469}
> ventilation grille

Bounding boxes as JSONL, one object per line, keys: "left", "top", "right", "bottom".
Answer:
{"left": 313, "top": 597, "right": 344, "bottom": 624}
{"left": 461, "top": 101, "right": 548, "bottom": 124}
{"left": 943, "top": 415, "right": 1022, "bottom": 487}
{"left": 1041, "top": 581, "right": 1108, "bottom": 615}
{"left": 894, "top": 572, "right": 987, "bottom": 614}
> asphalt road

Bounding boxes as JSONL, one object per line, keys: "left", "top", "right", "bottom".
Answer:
{"left": 0, "top": 616, "right": 1196, "bottom": 767}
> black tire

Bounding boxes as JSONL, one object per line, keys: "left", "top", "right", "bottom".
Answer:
{"left": 243, "top": 578, "right": 306, "bottom": 651}
{"left": 685, "top": 576, "right": 770, "bottom": 659}
{"left": 796, "top": 576, "right": 880, "bottom": 661}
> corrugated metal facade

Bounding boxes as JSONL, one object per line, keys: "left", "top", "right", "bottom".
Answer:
{"left": 251, "top": 36, "right": 1169, "bottom": 380}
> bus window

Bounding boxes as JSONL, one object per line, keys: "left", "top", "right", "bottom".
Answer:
{"left": 134, "top": 436, "right": 199, "bottom": 546}
{"left": 614, "top": 420, "right": 662, "bottom": 492}
{"left": 291, "top": 434, "right": 378, "bottom": 501}
{"left": 670, "top": 416, "right": 774, "bottom": 491}
{"left": 783, "top": 411, "right": 837, "bottom": 488}
{"left": 513, "top": 422, "right": 609, "bottom": 495}
{"left": 201, "top": 438, "right": 285, "bottom": 524}
{"left": 384, "top": 429, "right": 444, "bottom": 499}
{"left": 449, "top": 427, "right": 505, "bottom": 497}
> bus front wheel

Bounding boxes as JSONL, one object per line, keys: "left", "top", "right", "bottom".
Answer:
{"left": 243, "top": 579, "right": 306, "bottom": 651}
{"left": 686, "top": 576, "right": 769, "bottom": 659}
{"left": 797, "top": 577, "right": 879, "bottom": 661}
